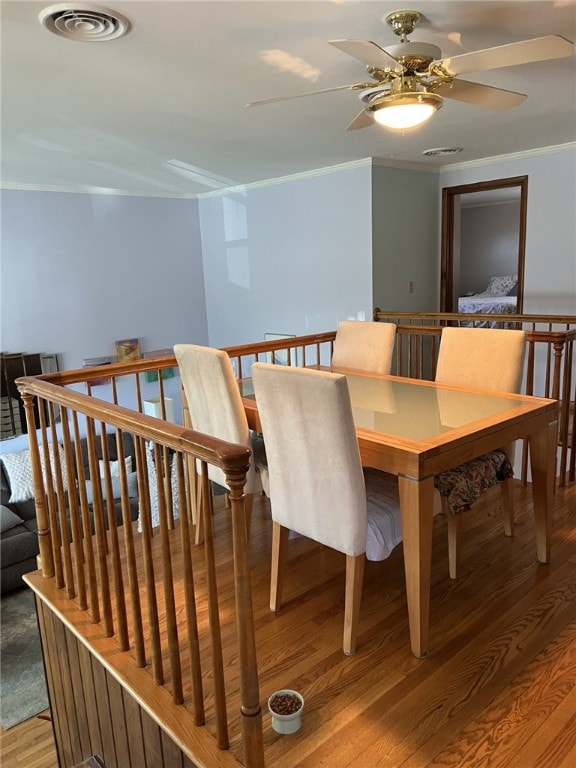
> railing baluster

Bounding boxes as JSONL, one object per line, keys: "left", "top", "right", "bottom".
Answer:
{"left": 67, "top": 412, "right": 87, "bottom": 604}
{"left": 102, "top": 423, "right": 130, "bottom": 650}
{"left": 74, "top": 412, "right": 100, "bottom": 621}
{"left": 127, "top": 435, "right": 146, "bottom": 668}
{"left": 569, "top": 369, "right": 576, "bottom": 481}
{"left": 86, "top": 418, "right": 113, "bottom": 636}
{"left": 38, "top": 403, "right": 68, "bottom": 591}
{"left": 139, "top": 439, "right": 164, "bottom": 685}
{"left": 60, "top": 407, "right": 86, "bottom": 604}
{"left": 177, "top": 451, "right": 205, "bottom": 725}
{"left": 200, "top": 460, "right": 229, "bottom": 749}
{"left": 20, "top": 392, "right": 54, "bottom": 579}
{"left": 155, "top": 442, "right": 184, "bottom": 705}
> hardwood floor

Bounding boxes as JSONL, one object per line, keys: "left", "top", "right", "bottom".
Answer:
{"left": 0, "top": 712, "right": 57, "bottom": 768}
{"left": 1, "top": 479, "right": 575, "bottom": 768}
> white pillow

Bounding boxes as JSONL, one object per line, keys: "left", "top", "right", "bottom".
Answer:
{"left": 486, "top": 275, "right": 517, "bottom": 296}
{"left": 0, "top": 444, "right": 67, "bottom": 504}
{"left": 99, "top": 456, "right": 132, "bottom": 478}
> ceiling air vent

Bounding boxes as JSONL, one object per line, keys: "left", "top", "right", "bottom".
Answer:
{"left": 422, "top": 147, "right": 463, "bottom": 157}
{"left": 39, "top": 3, "right": 130, "bottom": 42}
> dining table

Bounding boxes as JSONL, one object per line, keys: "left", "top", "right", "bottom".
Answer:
{"left": 239, "top": 365, "right": 559, "bottom": 659}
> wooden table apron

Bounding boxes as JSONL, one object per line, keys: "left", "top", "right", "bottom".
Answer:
{"left": 240, "top": 368, "right": 558, "bottom": 658}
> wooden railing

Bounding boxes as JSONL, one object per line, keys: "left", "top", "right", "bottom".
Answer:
{"left": 16, "top": 372, "right": 264, "bottom": 768}
{"left": 223, "top": 331, "right": 337, "bottom": 377}
{"left": 13, "top": 317, "right": 573, "bottom": 765}
{"left": 217, "top": 321, "right": 574, "bottom": 486}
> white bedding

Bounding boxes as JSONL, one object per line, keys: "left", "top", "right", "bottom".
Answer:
{"left": 457, "top": 294, "right": 517, "bottom": 328}
{"left": 457, "top": 294, "right": 517, "bottom": 315}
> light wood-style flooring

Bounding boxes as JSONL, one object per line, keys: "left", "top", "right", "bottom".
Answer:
{"left": 1, "top": 479, "right": 575, "bottom": 768}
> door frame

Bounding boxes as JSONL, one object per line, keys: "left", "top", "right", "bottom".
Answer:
{"left": 440, "top": 175, "right": 528, "bottom": 312}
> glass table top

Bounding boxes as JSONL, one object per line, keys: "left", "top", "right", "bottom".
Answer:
{"left": 239, "top": 371, "right": 530, "bottom": 442}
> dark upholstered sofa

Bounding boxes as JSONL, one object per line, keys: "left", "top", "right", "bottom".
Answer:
{"left": 1, "top": 432, "right": 139, "bottom": 594}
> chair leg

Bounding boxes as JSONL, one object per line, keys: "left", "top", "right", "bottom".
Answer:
{"left": 343, "top": 553, "right": 365, "bottom": 656}
{"left": 501, "top": 477, "right": 514, "bottom": 537}
{"left": 270, "top": 522, "right": 289, "bottom": 612}
{"left": 186, "top": 454, "right": 198, "bottom": 526}
{"left": 446, "top": 510, "right": 463, "bottom": 580}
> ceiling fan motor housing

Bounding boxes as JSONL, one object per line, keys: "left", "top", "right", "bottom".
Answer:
{"left": 384, "top": 41, "right": 442, "bottom": 72}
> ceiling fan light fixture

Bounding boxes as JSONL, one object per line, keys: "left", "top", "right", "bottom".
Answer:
{"left": 370, "top": 91, "right": 443, "bottom": 130}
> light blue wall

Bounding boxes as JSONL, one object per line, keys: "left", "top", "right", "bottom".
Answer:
{"left": 2, "top": 145, "right": 574, "bottom": 381}
{"left": 199, "top": 164, "right": 374, "bottom": 348}
{"left": 440, "top": 146, "right": 576, "bottom": 314}
{"left": 460, "top": 201, "right": 520, "bottom": 295}
{"left": 0, "top": 190, "right": 208, "bottom": 370}
{"left": 372, "top": 165, "right": 440, "bottom": 311}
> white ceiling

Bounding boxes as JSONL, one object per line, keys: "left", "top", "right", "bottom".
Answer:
{"left": 2, "top": 0, "right": 575, "bottom": 198}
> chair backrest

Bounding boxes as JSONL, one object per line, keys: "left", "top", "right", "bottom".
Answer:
{"left": 435, "top": 327, "right": 527, "bottom": 393}
{"left": 435, "top": 327, "right": 527, "bottom": 462}
{"left": 251, "top": 363, "right": 368, "bottom": 556}
{"left": 331, "top": 320, "right": 396, "bottom": 374}
{"left": 174, "top": 344, "right": 257, "bottom": 491}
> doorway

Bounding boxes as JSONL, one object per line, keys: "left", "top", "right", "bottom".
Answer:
{"left": 440, "top": 176, "right": 528, "bottom": 313}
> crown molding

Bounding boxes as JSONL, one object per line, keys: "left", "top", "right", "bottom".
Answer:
{"left": 197, "top": 158, "right": 374, "bottom": 199}
{"left": 2, "top": 143, "right": 573, "bottom": 199}
{"left": 0, "top": 182, "right": 197, "bottom": 199}
{"left": 0, "top": 158, "right": 374, "bottom": 200}
{"left": 438, "top": 142, "right": 576, "bottom": 172}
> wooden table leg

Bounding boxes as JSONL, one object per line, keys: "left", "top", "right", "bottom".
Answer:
{"left": 528, "top": 420, "right": 557, "bottom": 564}
{"left": 397, "top": 474, "right": 435, "bottom": 658}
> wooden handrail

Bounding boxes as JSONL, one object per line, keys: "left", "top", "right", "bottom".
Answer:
{"left": 373, "top": 309, "right": 576, "bottom": 329}
{"left": 17, "top": 376, "right": 251, "bottom": 467}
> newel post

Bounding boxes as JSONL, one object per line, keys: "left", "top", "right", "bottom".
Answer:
{"left": 20, "top": 390, "right": 55, "bottom": 578}
{"left": 227, "top": 462, "right": 265, "bottom": 768}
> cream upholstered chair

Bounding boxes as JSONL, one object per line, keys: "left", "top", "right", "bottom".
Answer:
{"left": 251, "top": 362, "right": 403, "bottom": 656}
{"left": 433, "top": 327, "right": 527, "bottom": 578}
{"left": 173, "top": 344, "right": 264, "bottom": 540}
{"left": 332, "top": 320, "right": 396, "bottom": 374}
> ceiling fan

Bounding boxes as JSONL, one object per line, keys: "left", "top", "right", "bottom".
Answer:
{"left": 247, "top": 10, "right": 574, "bottom": 131}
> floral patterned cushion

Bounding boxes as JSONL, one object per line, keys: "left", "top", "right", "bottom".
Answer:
{"left": 434, "top": 449, "right": 513, "bottom": 514}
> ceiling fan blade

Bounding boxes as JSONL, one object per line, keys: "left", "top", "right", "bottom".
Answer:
{"left": 436, "top": 35, "right": 574, "bottom": 77}
{"left": 246, "top": 83, "right": 361, "bottom": 107}
{"left": 346, "top": 110, "right": 375, "bottom": 131}
{"left": 329, "top": 39, "right": 401, "bottom": 71}
{"left": 438, "top": 79, "right": 526, "bottom": 111}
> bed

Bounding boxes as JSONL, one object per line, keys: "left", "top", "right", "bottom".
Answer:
{"left": 457, "top": 275, "right": 518, "bottom": 327}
